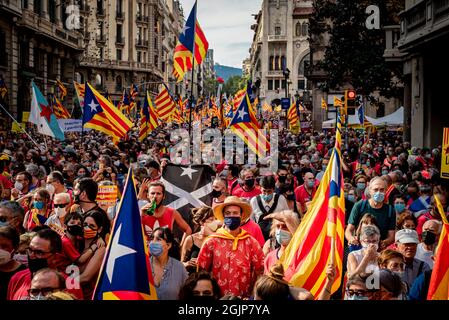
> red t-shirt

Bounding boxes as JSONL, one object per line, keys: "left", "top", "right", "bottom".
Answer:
{"left": 141, "top": 207, "right": 175, "bottom": 235}
{"left": 264, "top": 248, "right": 281, "bottom": 275}
{"left": 0, "top": 175, "right": 13, "bottom": 190}
{"left": 240, "top": 220, "right": 265, "bottom": 248}
{"left": 294, "top": 183, "right": 317, "bottom": 211}
{"left": 232, "top": 186, "right": 261, "bottom": 202}
{"left": 61, "top": 236, "right": 81, "bottom": 263}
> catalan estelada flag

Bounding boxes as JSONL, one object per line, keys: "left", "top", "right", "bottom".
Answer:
{"left": 56, "top": 79, "right": 67, "bottom": 101}
{"left": 83, "top": 83, "right": 132, "bottom": 141}
{"left": 173, "top": 0, "right": 209, "bottom": 82}
{"left": 427, "top": 195, "right": 449, "bottom": 300}
{"left": 280, "top": 113, "right": 345, "bottom": 299}
{"left": 229, "top": 86, "right": 270, "bottom": 158}
{"left": 50, "top": 94, "right": 71, "bottom": 119}
{"left": 155, "top": 85, "right": 175, "bottom": 121}
{"left": 139, "top": 91, "right": 159, "bottom": 141}
{"left": 93, "top": 169, "right": 157, "bottom": 300}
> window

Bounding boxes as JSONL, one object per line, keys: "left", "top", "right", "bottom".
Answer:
{"left": 154, "top": 37, "right": 158, "bottom": 50}
{"left": 47, "top": 54, "right": 56, "bottom": 78}
{"left": 117, "top": 49, "right": 122, "bottom": 61}
{"left": 281, "top": 80, "right": 286, "bottom": 89}
{"left": 22, "top": 0, "right": 28, "bottom": 9}
{"left": 275, "top": 26, "right": 281, "bottom": 35}
{"left": 75, "top": 72, "right": 83, "bottom": 83}
{"left": 154, "top": 55, "right": 158, "bottom": 67}
{"left": 281, "top": 56, "right": 286, "bottom": 71}
{"left": 95, "top": 74, "right": 103, "bottom": 88}
{"left": 33, "top": 0, "right": 41, "bottom": 15}
{"left": 116, "top": 0, "right": 122, "bottom": 13}
{"left": 162, "top": 61, "right": 166, "bottom": 72}
{"left": 298, "top": 79, "right": 305, "bottom": 90}
{"left": 0, "top": 30, "right": 6, "bottom": 67}
{"left": 298, "top": 54, "right": 310, "bottom": 75}
{"left": 137, "top": 51, "right": 141, "bottom": 62}
{"left": 19, "top": 41, "right": 29, "bottom": 67}
{"left": 275, "top": 56, "right": 281, "bottom": 70}
{"left": 99, "top": 47, "right": 103, "bottom": 60}
{"left": 274, "top": 79, "right": 280, "bottom": 90}
{"left": 116, "top": 76, "right": 122, "bottom": 90}
{"left": 268, "top": 80, "right": 273, "bottom": 91}
{"left": 143, "top": 52, "right": 147, "bottom": 63}
{"left": 296, "top": 22, "right": 301, "bottom": 37}
{"left": 269, "top": 56, "right": 274, "bottom": 71}
{"left": 302, "top": 22, "right": 309, "bottom": 37}
{"left": 155, "top": 20, "right": 159, "bottom": 33}
{"left": 97, "top": 0, "right": 103, "bottom": 13}
{"left": 49, "top": 0, "right": 56, "bottom": 23}
{"left": 116, "top": 24, "right": 122, "bottom": 42}
{"left": 97, "top": 21, "right": 103, "bottom": 37}
{"left": 137, "top": 2, "right": 142, "bottom": 15}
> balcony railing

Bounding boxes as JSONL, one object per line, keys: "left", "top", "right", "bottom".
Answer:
{"left": 116, "top": 11, "right": 124, "bottom": 20}
{"left": 135, "top": 39, "right": 149, "bottom": 47}
{"left": 96, "top": 35, "right": 106, "bottom": 44}
{"left": 116, "top": 37, "right": 125, "bottom": 45}
{"left": 267, "top": 35, "right": 287, "bottom": 42}
{"left": 267, "top": 70, "right": 284, "bottom": 77}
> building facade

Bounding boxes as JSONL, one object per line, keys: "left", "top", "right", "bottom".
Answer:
{"left": 397, "top": 0, "right": 449, "bottom": 147}
{"left": 247, "top": 0, "right": 313, "bottom": 107}
{"left": 0, "top": 0, "right": 84, "bottom": 122}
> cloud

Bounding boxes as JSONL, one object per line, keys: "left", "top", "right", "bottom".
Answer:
{"left": 178, "top": 0, "right": 262, "bottom": 68}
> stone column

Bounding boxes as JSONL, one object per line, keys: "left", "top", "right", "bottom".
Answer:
{"left": 55, "top": 0, "right": 62, "bottom": 27}
{"left": 42, "top": 0, "right": 49, "bottom": 20}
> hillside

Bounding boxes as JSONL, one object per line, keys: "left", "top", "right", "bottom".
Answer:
{"left": 214, "top": 64, "right": 242, "bottom": 82}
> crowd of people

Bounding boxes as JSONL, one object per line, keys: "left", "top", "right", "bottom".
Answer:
{"left": 0, "top": 123, "right": 448, "bottom": 301}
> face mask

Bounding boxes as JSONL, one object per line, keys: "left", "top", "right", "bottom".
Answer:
{"left": 275, "top": 229, "right": 292, "bottom": 246}
{"left": 347, "top": 295, "right": 369, "bottom": 301}
{"left": 347, "top": 195, "right": 355, "bottom": 203}
{"left": 373, "top": 192, "right": 385, "bottom": 203}
{"left": 67, "top": 224, "right": 83, "bottom": 237}
{"left": 28, "top": 256, "right": 48, "bottom": 273}
{"left": 34, "top": 201, "right": 45, "bottom": 210}
{"left": 149, "top": 242, "right": 164, "bottom": 257}
{"left": 55, "top": 207, "right": 66, "bottom": 218}
{"left": 366, "top": 161, "right": 371, "bottom": 167}
{"left": 114, "top": 160, "right": 120, "bottom": 167}
{"left": 394, "top": 203, "right": 405, "bottom": 213}
{"left": 278, "top": 175, "right": 287, "bottom": 184}
{"left": 211, "top": 189, "right": 222, "bottom": 198}
{"left": 382, "top": 170, "right": 389, "bottom": 175}
{"left": 361, "top": 242, "right": 378, "bottom": 251}
{"left": 29, "top": 293, "right": 46, "bottom": 300}
{"left": 322, "top": 165, "right": 327, "bottom": 172}
{"left": 83, "top": 226, "right": 98, "bottom": 239}
{"left": 46, "top": 184, "right": 55, "bottom": 196}
{"left": 0, "top": 248, "right": 11, "bottom": 265}
{"left": 14, "top": 182, "right": 23, "bottom": 191}
{"left": 13, "top": 253, "right": 28, "bottom": 266}
{"left": 223, "top": 216, "right": 241, "bottom": 231}
{"left": 307, "top": 181, "right": 315, "bottom": 188}
{"left": 262, "top": 193, "right": 274, "bottom": 202}
{"left": 357, "top": 183, "right": 366, "bottom": 191}
{"left": 244, "top": 179, "right": 255, "bottom": 188}
{"left": 422, "top": 230, "right": 437, "bottom": 245}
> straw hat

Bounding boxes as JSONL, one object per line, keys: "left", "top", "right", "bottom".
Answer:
{"left": 213, "top": 196, "right": 252, "bottom": 222}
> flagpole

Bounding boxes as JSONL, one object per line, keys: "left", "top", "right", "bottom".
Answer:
{"left": 0, "top": 103, "right": 40, "bottom": 149}
{"left": 188, "top": 1, "right": 198, "bottom": 162}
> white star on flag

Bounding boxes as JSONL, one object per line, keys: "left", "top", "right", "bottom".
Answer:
{"left": 180, "top": 166, "right": 198, "bottom": 180}
{"left": 105, "top": 224, "right": 137, "bottom": 283}
{"left": 181, "top": 24, "right": 190, "bottom": 36}
{"left": 238, "top": 109, "right": 248, "bottom": 120}
{"left": 88, "top": 100, "right": 98, "bottom": 112}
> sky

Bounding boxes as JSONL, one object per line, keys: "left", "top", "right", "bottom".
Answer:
{"left": 178, "top": 0, "right": 262, "bottom": 69}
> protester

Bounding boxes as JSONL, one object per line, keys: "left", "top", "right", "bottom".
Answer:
{"left": 23, "top": 188, "right": 52, "bottom": 231}
{"left": 347, "top": 225, "right": 381, "bottom": 277}
{"left": 178, "top": 270, "right": 221, "bottom": 300}
{"left": 415, "top": 219, "right": 442, "bottom": 268}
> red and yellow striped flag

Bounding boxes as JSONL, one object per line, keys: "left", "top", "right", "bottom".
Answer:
{"left": 155, "top": 85, "right": 175, "bottom": 122}
{"left": 51, "top": 95, "right": 71, "bottom": 119}
{"left": 287, "top": 101, "right": 299, "bottom": 127}
{"left": 73, "top": 81, "right": 85, "bottom": 109}
{"left": 139, "top": 92, "right": 159, "bottom": 141}
{"left": 427, "top": 194, "right": 449, "bottom": 300}
{"left": 56, "top": 79, "right": 67, "bottom": 101}
{"left": 280, "top": 113, "right": 345, "bottom": 299}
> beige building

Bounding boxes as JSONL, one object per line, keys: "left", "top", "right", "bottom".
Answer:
{"left": 247, "top": 0, "right": 313, "bottom": 107}
{"left": 77, "top": 0, "right": 185, "bottom": 106}
{"left": 0, "top": 0, "right": 84, "bottom": 122}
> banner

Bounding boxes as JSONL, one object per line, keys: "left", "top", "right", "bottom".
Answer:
{"left": 441, "top": 128, "right": 449, "bottom": 179}
{"left": 57, "top": 119, "right": 83, "bottom": 132}
{"left": 96, "top": 185, "right": 118, "bottom": 210}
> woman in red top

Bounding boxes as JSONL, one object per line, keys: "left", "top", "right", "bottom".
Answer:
{"left": 23, "top": 188, "right": 52, "bottom": 231}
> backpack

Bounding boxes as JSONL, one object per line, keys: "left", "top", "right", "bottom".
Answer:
{"left": 255, "top": 194, "right": 280, "bottom": 240}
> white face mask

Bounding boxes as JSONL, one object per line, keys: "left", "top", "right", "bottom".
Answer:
{"left": 14, "top": 182, "right": 24, "bottom": 191}
{"left": 46, "top": 184, "right": 55, "bottom": 196}
{"left": 0, "top": 248, "right": 12, "bottom": 265}
{"left": 13, "top": 253, "right": 28, "bottom": 266}
{"left": 55, "top": 207, "right": 66, "bottom": 218}
{"left": 114, "top": 160, "right": 120, "bottom": 167}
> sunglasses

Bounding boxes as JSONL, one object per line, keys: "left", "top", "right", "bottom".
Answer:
{"left": 54, "top": 203, "right": 69, "bottom": 208}
{"left": 28, "top": 287, "right": 59, "bottom": 297}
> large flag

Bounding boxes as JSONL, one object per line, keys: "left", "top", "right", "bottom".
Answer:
{"left": 50, "top": 94, "right": 71, "bottom": 119}
{"left": 56, "top": 79, "right": 67, "bottom": 101}
{"left": 93, "top": 169, "right": 157, "bottom": 300}
{"left": 173, "top": 0, "right": 209, "bottom": 82}
{"left": 139, "top": 91, "right": 159, "bottom": 141}
{"left": 83, "top": 83, "right": 132, "bottom": 141}
{"left": 155, "top": 85, "right": 176, "bottom": 121}
{"left": 287, "top": 101, "right": 299, "bottom": 127}
{"left": 427, "top": 195, "right": 449, "bottom": 300}
{"left": 229, "top": 87, "right": 270, "bottom": 158}
{"left": 29, "top": 81, "right": 65, "bottom": 141}
{"left": 321, "top": 97, "right": 328, "bottom": 110}
{"left": 160, "top": 164, "right": 213, "bottom": 241}
{"left": 129, "top": 84, "right": 139, "bottom": 114}
{"left": 280, "top": 113, "right": 345, "bottom": 299}
{"left": 73, "top": 81, "right": 85, "bottom": 112}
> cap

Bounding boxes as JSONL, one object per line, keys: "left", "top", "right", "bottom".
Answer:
{"left": 395, "top": 229, "right": 419, "bottom": 244}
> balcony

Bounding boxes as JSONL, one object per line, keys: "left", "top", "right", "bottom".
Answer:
{"left": 267, "top": 70, "right": 284, "bottom": 77}
{"left": 116, "top": 37, "right": 125, "bottom": 45}
{"left": 135, "top": 39, "right": 149, "bottom": 48}
{"left": 0, "top": 0, "right": 22, "bottom": 15}
{"left": 398, "top": 0, "right": 449, "bottom": 51}
{"left": 136, "top": 14, "right": 149, "bottom": 23}
{"left": 96, "top": 35, "right": 106, "bottom": 44}
{"left": 116, "top": 11, "right": 125, "bottom": 20}
{"left": 267, "top": 35, "right": 287, "bottom": 42}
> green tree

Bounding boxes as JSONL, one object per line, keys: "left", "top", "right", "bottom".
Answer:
{"left": 223, "top": 75, "right": 250, "bottom": 96}
{"left": 310, "top": 0, "right": 404, "bottom": 99}
{"left": 203, "top": 76, "right": 218, "bottom": 97}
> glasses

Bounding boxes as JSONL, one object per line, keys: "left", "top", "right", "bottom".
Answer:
{"left": 28, "top": 287, "right": 59, "bottom": 297}
{"left": 27, "top": 248, "right": 51, "bottom": 257}
{"left": 346, "top": 289, "right": 368, "bottom": 297}
{"left": 54, "top": 203, "right": 69, "bottom": 208}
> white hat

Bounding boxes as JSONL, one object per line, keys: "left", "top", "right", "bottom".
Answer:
{"left": 395, "top": 229, "right": 419, "bottom": 244}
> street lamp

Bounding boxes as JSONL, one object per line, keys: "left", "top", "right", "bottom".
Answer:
{"left": 283, "top": 68, "right": 290, "bottom": 99}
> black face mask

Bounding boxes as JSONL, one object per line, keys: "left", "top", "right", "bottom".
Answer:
{"left": 244, "top": 179, "right": 255, "bottom": 188}
{"left": 28, "top": 256, "right": 48, "bottom": 274}
{"left": 278, "top": 176, "right": 287, "bottom": 184}
{"left": 422, "top": 231, "right": 437, "bottom": 245}
{"left": 67, "top": 224, "right": 84, "bottom": 237}
{"left": 211, "top": 189, "right": 222, "bottom": 198}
